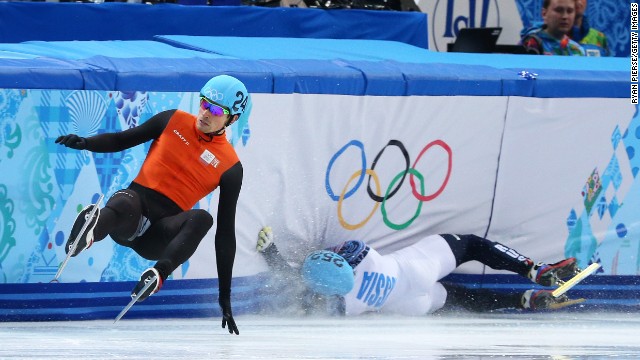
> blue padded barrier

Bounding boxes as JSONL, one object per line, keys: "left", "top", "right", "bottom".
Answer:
{"left": 393, "top": 62, "right": 505, "bottom": 96}
{"left": 80, "top": 56, "right": 277, "bottom": 92}
{"left": 0, "top": 41, "right": 275, "bottom": 92}
{"left": 516, "top": 69, "right": 629, "bottom": 98}
{"left": 0, "top": 40, "right": 233, "bottom": 60}
{"left": 339, "top": 60, "right": 408, "bottom": 96}
{"left": 0, "top": 36, "right": 629, "bottom": 97}
{"left": 156, "top": 35, "right": 631, "bottom": 98}
{"left": 0, "top": 58, "right": 85, "bottom": 89}
{"left": 156, "top": 35, "right": 434, "bottom": 61}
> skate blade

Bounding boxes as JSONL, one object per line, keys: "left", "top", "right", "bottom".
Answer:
{"left": 52, "top": 194, "right": 104, "bottom": 283}
{"left": 552, "top": 263, "right": 601, "bottom": 298}
{"left": 114, "top": 274, "right": 158, "bottom": 324}
{"left": 548, "top": 297, "right": 585, "bottom": 310}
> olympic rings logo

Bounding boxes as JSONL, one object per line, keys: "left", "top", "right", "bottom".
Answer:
{"left": 203, "top": 89, "right": 224, "bottom": 102}
{"left": 325, "top": 139, "right": 452, "bottom": 231}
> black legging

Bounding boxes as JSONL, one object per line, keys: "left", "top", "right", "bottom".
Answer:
{"left": 440, "top": 234, "right": 533, "bottom": 278}
{"left": 92, "top": 182, "right": 213, "bottom": 281}
{"left": 437, "top": 233, "right": 538, "bottom": 312}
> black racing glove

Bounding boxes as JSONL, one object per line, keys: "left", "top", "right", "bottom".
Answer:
{"left": 219, "top": 296, "right": 239, "bottom": 335}
{"left": 55, "top": 134, "right": 87, "bottom": 150}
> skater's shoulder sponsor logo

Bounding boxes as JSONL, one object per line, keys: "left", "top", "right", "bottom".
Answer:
{"left": 356, "top": 271, "right": 396, "bottom": 308}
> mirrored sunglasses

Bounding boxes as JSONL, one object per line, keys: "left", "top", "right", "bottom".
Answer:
{"left": 200, "top": 97, "right": 230, "bottom": 116}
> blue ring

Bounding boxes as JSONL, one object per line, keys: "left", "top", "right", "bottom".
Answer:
{"left": 325, "top": 140, "right": 366, "bottom": 201}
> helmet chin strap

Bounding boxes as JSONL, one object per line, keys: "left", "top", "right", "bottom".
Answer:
{"left": 210, "top": 114, "right": 237, "bottom": 136}
{"left": 212, "top": 127, "right": 226, "bottom": 136}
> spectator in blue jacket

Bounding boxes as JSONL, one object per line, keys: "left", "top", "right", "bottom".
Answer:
{"left": 520, "top": 0, "right": 585, "bottom": 56}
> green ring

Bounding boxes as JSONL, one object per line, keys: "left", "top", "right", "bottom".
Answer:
{"left": 381, "top": 168, "right": 424, "bottom": 230}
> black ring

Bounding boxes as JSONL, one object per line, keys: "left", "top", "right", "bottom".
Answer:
{"left": 367, "top": 139, "right": 410, "bottom": 203}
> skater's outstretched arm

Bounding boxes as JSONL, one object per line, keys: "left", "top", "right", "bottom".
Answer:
{"left": 55, "top": 110, "right": 174, "bottom": 152}
{"left": 256, "top": 227, "right": 299, "bottom": 277}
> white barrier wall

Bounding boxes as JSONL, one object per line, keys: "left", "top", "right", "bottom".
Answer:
{"left": 224, "top": 94, "right": 509, "bottom": 278}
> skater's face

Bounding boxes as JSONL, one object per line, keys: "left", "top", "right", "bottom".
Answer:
{"left": 197, "top": 97, "right": 235, "bottom": 134}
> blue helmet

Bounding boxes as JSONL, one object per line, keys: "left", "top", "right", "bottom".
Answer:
{"left": 329, "top": 240, "right": 369, "bottom": 268}
{"left": 301, "top": 250, "right": 355, "bottom": 296}
{"left": 200, "top": 75, "right": 252, "bottom": 144}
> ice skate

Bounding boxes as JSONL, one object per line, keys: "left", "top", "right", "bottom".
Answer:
{"left": 52, "top": 194, "right": 104, "bottom": 282}
{"left": 131, "top": 268, "right": 163, "bottom": 302}
{"left": 521, "top": 289, "right": 581, "bottom": 310}
{"left": 528, "top": 257, "right": 579, "bottom": 287}
{"left": 65, "top": 204, "right": 101, "bottom": 257}
{"left": 114, "top": 268, "right": 163, "bottom": 323}
{"left": 552, "top": 262, "right": 601, "bottom": 297}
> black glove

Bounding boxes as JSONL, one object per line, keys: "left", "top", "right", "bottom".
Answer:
{"left": 55, "top": 134, "right": 87, "bottom": 150}
{"left": 219, "top": 296, "right": 239, "bottom": 335}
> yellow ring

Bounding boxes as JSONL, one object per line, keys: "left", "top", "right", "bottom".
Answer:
{"left": 337, "top": 169, "right": 381, "bottom": 230}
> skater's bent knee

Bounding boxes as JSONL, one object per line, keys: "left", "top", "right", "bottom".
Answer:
{"left": 190, "top": 209, "right": 213, "bottom": 228}
{"left": 106, "top": 189, "right": 142, "bottom": 214}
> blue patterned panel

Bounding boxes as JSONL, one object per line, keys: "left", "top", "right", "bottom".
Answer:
{"left": 101, "top": 245, "right": 154, "bottom": 282}
{"left": 65, "top": 91, "right": 105, "bottom": 136}
{"left": 623, "top": 106, "right": 640, "bottom": 178}
{"left": 596, "top": 195, "right": 607, "bottom": 220}
{"left": 611, "top": 125, "right": 622, "bottom": 150}
{"left": 566, "top": 106, "right": 640, "bottom": 274}
{"left": 93, "top": 99, "right": 126, "bottom": 196}
{"left": 113, "top": 91, "right": 147, "bottom": 130}
{"left": 0, "top": 184, "right": 16, "bottom": 267}
{"left": 0, "top": 89, "right": 24, "bottom": 160}
{"left": 608, "top": 196, "right": 620, "bottom": 218}
{"left": 602, "top": 154, "right": 622, "bottom": 191}
{"left": 38, "top": 95, "right": 83, "bottom": 200}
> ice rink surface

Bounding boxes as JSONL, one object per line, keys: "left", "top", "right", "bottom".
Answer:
{"left": 1, "top": 312, "right": 639, "bottom": 360}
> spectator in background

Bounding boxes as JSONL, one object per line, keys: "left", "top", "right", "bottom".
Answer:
{"left": 569, "top": 0, "right": 610, "bottom": 56}
{"left": 520, "top": 0, "right": 585, "bottom": 56}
